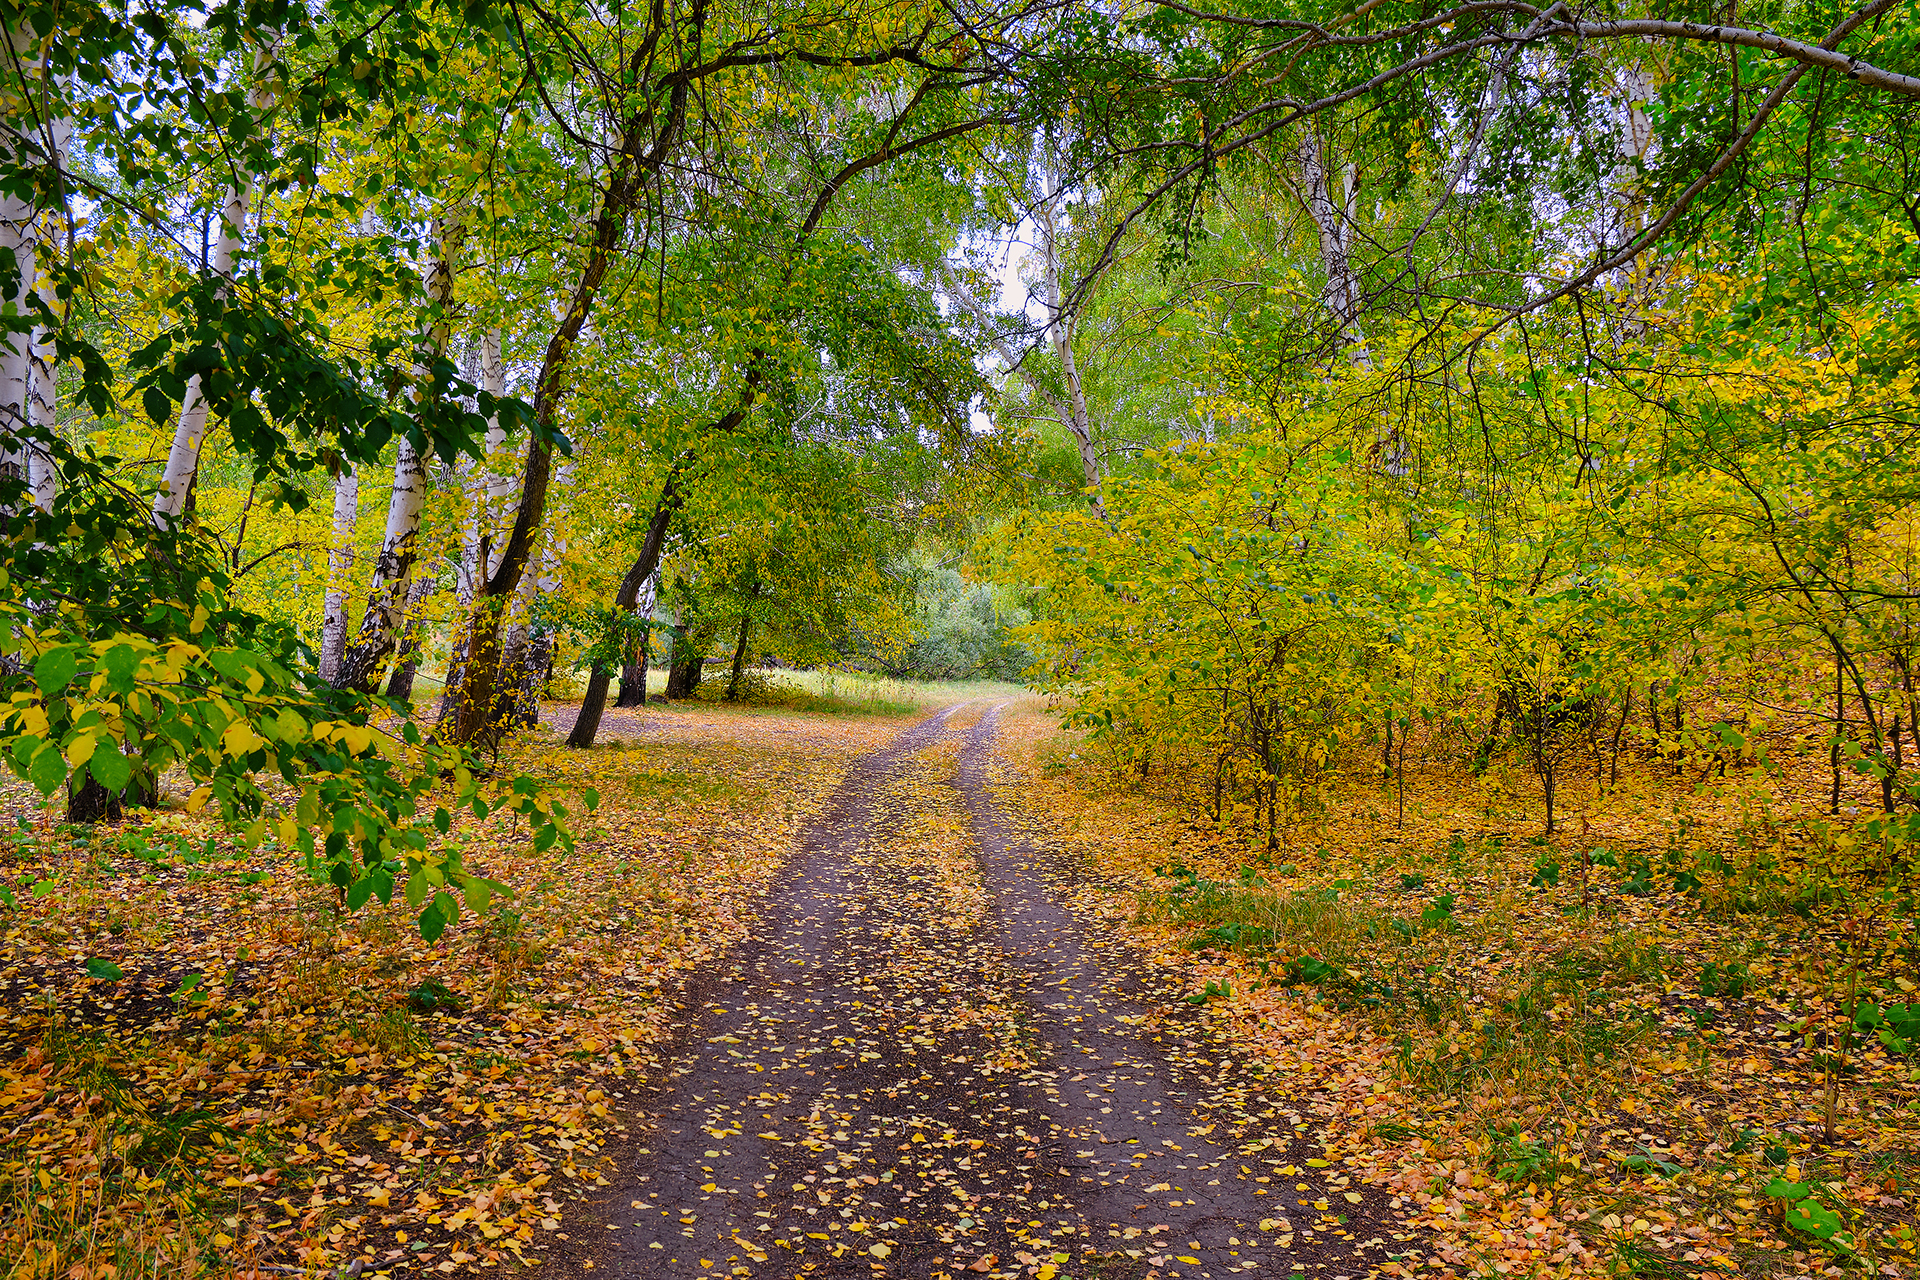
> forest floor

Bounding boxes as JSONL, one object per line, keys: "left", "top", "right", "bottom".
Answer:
{"left": 0, "top": 690, "right": 1916, "bottom": 1280}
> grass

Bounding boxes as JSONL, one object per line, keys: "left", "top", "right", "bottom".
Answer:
{"left": 551, "top": 667, "right": 1031, "bottom": 719}
{"left": 758, "top": 668, "right": 1027, "bottom": 715}
{"left": 995, "top": 704, "right": 1920, "bottom": 1277}
{"left": 393, "top": 654, "right": 1030, "bottom": 720}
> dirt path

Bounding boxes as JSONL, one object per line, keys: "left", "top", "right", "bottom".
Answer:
{"left": 580, "top": 706, "right": 1418, "bottom": 1280}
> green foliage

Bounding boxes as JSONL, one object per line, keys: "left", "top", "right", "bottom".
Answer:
{"left": 884, "top": 561, "right": 1033, "bottom": 682}
{"left": 1766, "top": 1179, "right": 1855, "bottom": 1252}
{"left": 0, "top": 445, "right": 583, "bottom": 939}
{"left": 83, "top": 958, "right": 124, "bottom": 982}
{"left": 1853, "top": 1002, "right": 1920, "bottom": 1056}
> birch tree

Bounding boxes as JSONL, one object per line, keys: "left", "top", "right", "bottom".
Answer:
{"left": 152, "top": 38, "right": 276, "bottom": 525}
{"left": 1295, "top": 130, "right": 1372, "bottom": 369}
{"left": 0, "top": 15, "right": 43, "bottom": 502}
{"left": 335, "top": 214, "right": 463, "bottom": 691}
{"left": 23, "top": 63, "right": 66, "bottom": 513}
{"left": 1035, "top": 166, "right": 1105, "bottom": 503}
{"left": 316, "top": 462, "right": 358, "bottom": 683}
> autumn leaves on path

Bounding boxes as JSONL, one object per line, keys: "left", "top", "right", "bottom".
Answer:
{"left": 584, "top": 706, "right": 1416, "bottom": 1280}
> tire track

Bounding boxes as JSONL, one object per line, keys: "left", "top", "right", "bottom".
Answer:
{"left": 579, "top": 705, "right": 1420, "bottom": 1280}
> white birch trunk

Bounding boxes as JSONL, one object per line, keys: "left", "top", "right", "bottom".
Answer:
{"left": 24, "top": 84, "right": 68, "bottom": 513}
{"left": 153, "top": 42, "right": 275, "bottom": 525}
{"left": 317, "top": 463, "right": 359, "bottom": 682}
{"left": 458, "top": 328, "right": 511, "bottom": 602}
{"left": 335, "top": 215, "right": 461, "bottom": 690}
{"left": 1036, "top": 175, "right": 1104, "bottom": 505}
{"left": 1613, "top": 65, "right": 1657, "bottom": 302}
{"left": 454, "top": 338, "right": 484, "bottom": 603}
{"left": 1299, "top": 131, "right": 1372, "bottom": 370}
{"left": 0, "top": 23, "right": 39, "bottom": 499}
{"left": 26, "top": 321, "right": 55, "bottom": 510}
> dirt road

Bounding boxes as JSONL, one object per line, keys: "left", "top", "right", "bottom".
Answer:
{"left": 581, "top": 705, "right": 1417, "bottom": 1280}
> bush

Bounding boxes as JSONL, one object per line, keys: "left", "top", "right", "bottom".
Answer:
{"left": 887, "top": 564, "right": 1032, "bottom": 682}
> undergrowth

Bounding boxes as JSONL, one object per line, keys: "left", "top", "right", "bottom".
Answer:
{"left": 1011, "top": 708, "right": 1920, "bottom": 1278}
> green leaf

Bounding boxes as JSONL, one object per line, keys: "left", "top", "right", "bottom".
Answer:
{"left": 101, "top": 643, "right": 141, "bottom": 690}
{"left": 462, "top": 875, "right": 508, "bottom": 916}
{"left": 27, "top": 744, "right": 67, "bottom": 796}
{"left": 32, "top": 647, "right": 79, "bottom": 695}
{"left": 89, "top": 747, "right": 133, "bottom": 793}
{"left": 1765, "top": 1178, "right": 1812, "bottom": 1200}
{"left": 1784, "top": 1198, "right": 1850, "bottom": 1248}
{"left": 417, "top": 898, "right": 448, "bottom": 943}
{"left": 85, "top": 957, "right": 125, "bottom": 981}
{"left": 141, "top": 384, "right": 171, "bottom": 424}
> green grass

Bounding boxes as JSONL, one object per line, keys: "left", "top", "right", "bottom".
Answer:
{"left": 758, "top": 669, "right": 1026, "bottom": 715}
{"left": 398, "top": 659, "right": 1027, "bottom": 720}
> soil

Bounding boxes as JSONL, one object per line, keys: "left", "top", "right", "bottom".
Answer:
{"left": 566, "top": 705, "right": 1422, "bottom": 1280}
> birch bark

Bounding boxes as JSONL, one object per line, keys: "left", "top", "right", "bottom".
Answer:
{"left": 0, "top": 21, "right": 40, "bottom": 499}
{"left": 153, "top": 41, "right": 275, "bottom": 525}
{"left": 1298, "top": 131, "right": 1373, "bottom": 369}
{"left": 1036, "top": 173, "right": 1104, "bottom": 506}
{"left": 335, "top": 215, "right": 462, "bottom": 691}
{"left": 384, "top": 569, "right": 437, "bottom": 699}
{"left": 26, "top": 318, "right": 55, "bottom": 510}
{"left": 24, "top": 85, "right": 67, "bottom": 512}
{"left": 317, "top": 463, "right": 359, "bottom": 683}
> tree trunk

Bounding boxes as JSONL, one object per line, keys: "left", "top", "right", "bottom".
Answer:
{"left": 317, "top": 462, "right": 359, "bottom": 682}
{"left": 458, "top": 329, "right": 511, "bottom": 603}
{"left": 23, "top": 98, "right": 67, "bottom": 515}
{"left": 1298, "top": 130, "right": 1372, "bottom": 369}
{"left": 385, "top": 569, "right": 437, "bottom": 700}
{"left": 1036, "top": 163, "right": 1104, "bottom": 508}
{"left": 66, "top": 754, "right": 157, "bottom": 824}
{"left": 666, "top": 618, "right": 713, "bottom": 700}
{"left": 615, "top": 571, "right": 658, "bottom": 707}
{"left": 469, "top": 457, "right": 571, "bottom": 736}
{"left": 566, "top": 459, "right": 691, "bottom": 748}
{"left": 153, "top": 42, "right": 274, "bottom": 525}
{"left": 26, "top": 318, "right": 55, "bottom": 510}
{"left": 616, "top": 657, "right": 647, "bottom": 707}
{"left": 511, "top": 629, "right": 555, "bottom": 728}
{"left": 0, "top": 22, "right": 38, "bottom": 501}
{"left": 445, "top": 79, "right": 693, "bottom": 748}
{"left": 725, "top": 582, "right": 759, "bottom": 701}
{"left": 336, "top": 436, "right": 429, "bottom": 689}
{"left": 335, "top": 214, "right": 461, "bottom": 691}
